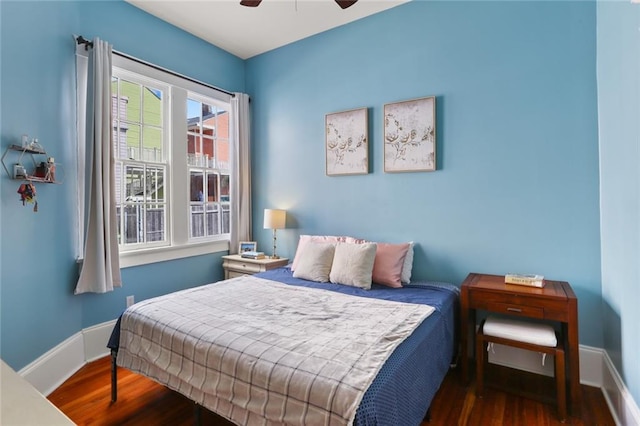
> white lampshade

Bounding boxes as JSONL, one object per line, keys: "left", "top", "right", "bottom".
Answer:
{"left": 264, "top": 209, "right": 286, "bottom": 229}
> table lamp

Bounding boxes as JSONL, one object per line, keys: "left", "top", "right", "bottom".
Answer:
{"left": 264, "top": 209, "right": 286, "bottom": 259}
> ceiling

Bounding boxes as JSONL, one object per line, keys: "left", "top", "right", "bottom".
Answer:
{"left": 125, "top": 0, "right": 409, "bottom": 59}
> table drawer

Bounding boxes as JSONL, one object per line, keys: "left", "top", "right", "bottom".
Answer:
{"left": 486, "top": 302, "right": 544, "bottom": 319}
{"left": 226, "top": 261, "right": 262, "bottom": 274}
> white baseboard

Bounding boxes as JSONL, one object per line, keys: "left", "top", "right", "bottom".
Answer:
{"left": 602, "top": 351, "right": 640, "bottom": 426}
{"left": 488, "top": 343, "right": 604, "bottom": 385}
{"left": 83, "top": 319, "right": 117, "bottom": 362}
{"left": 18, "top": 320, "right": 116, "bottom": 396}
{"left": 579, "top": 345, "right": 605, "bottom": 388}
{"left": 18, "top": 333, "right": 86, "bottom": 396}
{"left": 489, "top": 343, "right": 555, "bottom": 377}
{"left": 17, "top": 319, "right": 640, "bottom": 426}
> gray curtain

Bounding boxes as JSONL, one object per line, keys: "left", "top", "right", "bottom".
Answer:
{"left": 75, "top": 38, "right": 122, "bottom": 294}
{"left": 229, "top": 93, "right": 252, "bottom": 254}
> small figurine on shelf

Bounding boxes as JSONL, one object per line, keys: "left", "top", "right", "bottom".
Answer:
{"left": 29, "top": 138, "right": 43, "bottom": 152}
{"left": 46, "top": 157, "right": 56, "bottom": 182}
{"left": 17, "top": 182, "right": 38, "bottom": 212}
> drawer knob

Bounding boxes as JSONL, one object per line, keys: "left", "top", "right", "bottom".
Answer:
{"left": 507, "top": 307, "right": 523, "bottom": 313}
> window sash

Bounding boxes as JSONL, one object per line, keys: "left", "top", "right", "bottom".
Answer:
{"left": 186, "top": 93, "right": 231, "bottom": 243}
{"left": 112, "top": 69, "right": 171, "bottom": 251}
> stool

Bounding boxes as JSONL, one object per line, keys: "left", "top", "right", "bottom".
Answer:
{"left": 476, "top": 316, "right": 567, "bottom": 421}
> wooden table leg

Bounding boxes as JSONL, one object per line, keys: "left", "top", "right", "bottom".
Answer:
{"left": 460, "top": 285, "right": 470, "bottom": 383}
{"left": 566, "top": 311, "right": 581, "bottom": 413}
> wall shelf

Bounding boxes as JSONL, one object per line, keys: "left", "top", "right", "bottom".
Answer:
{"left": 1, "top": 144, "right": 62, "bottom": 184}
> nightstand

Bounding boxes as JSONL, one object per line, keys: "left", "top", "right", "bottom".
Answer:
{"left": 222, "top": 254, "right": 289, "bottom": 279}
{"left": 460, "top": 272, "right": 580, "bottom": 414}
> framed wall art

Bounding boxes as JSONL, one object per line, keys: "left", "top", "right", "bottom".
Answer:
{"left": 384, "top": 96, "right": 436, "bottom": 173}
{"left": 325, "top": 107, "right": 369, "bottom": 176}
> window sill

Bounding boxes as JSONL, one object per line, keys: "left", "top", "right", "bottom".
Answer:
{"left": 119, "top": 240, "right": 229, "bottom": 268}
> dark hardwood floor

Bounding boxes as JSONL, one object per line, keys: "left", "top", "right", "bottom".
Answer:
{"left": 48, "top": 356, "right": 615, "bottom": 425}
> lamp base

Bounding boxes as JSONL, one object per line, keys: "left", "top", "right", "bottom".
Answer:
{"left": 270, "top": 229, "right": 280, "bottom": 260}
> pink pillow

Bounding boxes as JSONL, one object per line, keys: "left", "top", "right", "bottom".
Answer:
{"left": 291, "top": 235, "right": 345, "bottom": 271}
{"left": 371, "top": 243, "right": 410, "bottom": 288}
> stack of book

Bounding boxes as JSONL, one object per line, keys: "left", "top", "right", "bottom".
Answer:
{"left": 241, "top": 251, "right": 265, "bottom": 260}
{"left": 504, "top": 273, "right": 545, "bottom": 288}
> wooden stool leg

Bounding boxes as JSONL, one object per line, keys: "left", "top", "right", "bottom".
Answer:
{"left": 555, "top": 349, "right": 567, "bottom": 422}
{"left": 476, "top": 333, "right": 485, "bottom": 397}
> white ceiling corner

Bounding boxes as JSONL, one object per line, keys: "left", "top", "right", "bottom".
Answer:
{"left": 125, "top": 0, "right": 409, "bottom": 59}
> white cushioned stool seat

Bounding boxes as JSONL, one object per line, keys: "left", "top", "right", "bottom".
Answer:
{"left": 483, "top": 316, "right": 557, "bottom": 347}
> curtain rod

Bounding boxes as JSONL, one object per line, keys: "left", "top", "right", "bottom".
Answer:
{"left": 75, "top": 36, "right": 235, "bottom": 98}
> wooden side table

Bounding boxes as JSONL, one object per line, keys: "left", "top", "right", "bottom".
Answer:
{"left": 222, "top": 254, "right": 289, "bottom": 279}
{"left": 460, "top": 272, "right": 580, "bottom": 414}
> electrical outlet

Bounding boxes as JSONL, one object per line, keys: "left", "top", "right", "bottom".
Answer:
{"left": 126, "top": 295, "right": 135, "bottom": 308}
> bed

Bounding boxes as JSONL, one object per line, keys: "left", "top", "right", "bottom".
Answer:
{"left": 109, "top": 265, "right": 458, "bottom": 425}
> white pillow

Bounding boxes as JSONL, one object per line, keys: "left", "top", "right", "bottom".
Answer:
{"left": 292, "top": 242, "right": 336, "bottom": 282}
{"left": 401, "top": 242, "right": 414, "bottom": 283}
{"left": 330, "top": 242, "right": 377, "bottom": 289}
{"left": 291, "top": 235, "right": 345, "bottom": 271}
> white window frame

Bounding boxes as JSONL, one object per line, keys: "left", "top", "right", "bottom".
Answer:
{"left": 78, "top": 52, "right": 233, "bottom": 268}
{"left": 112, "top": 68, "right": 171, "bottom": 253}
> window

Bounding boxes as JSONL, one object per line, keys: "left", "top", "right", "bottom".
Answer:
{"left": 108, "top": 57, "right": 233, "bottom": 267}
{"left": 112, "top": 73, "right": 168, "bottom": 249}
{"left": 186, "top": 97, "right": 231, "bottom": 239}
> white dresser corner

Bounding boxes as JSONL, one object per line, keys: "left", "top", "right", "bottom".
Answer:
{"left": 1, "top": 360, "right": 74, "bottom": 425}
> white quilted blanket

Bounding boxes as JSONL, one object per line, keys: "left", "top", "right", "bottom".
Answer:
{"left": 117, "top": 275, "right": 434, "bottom": 425}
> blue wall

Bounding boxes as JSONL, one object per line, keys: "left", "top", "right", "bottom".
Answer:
{"left": 247, "top": 1, "right": 603, "bottom": 346}
{"left": 0, "top": 0, "right": 243, "bottom": 370}
{"left": 597, "top": 1, "right": 640, "bottom": 407}
{"left": 1, "top": 0, "right": 622, "bottom": 397}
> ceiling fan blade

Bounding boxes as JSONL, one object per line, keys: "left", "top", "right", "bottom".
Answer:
{"left": 241, "top": 0, "right": 356, "bottom": 8}
{"left": 240, "top": 0, "right": 262, "bottom": 6}
{"left": 335, "top": 0, "right": 357, "bottom": 9}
